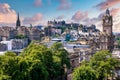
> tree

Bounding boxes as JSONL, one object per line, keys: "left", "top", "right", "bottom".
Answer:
{"left": 89, "top": 50, "right": 119, "bottom": 80}
{"left": 0, "top": 42, "right": 70, "bottom": 80}
{"left": 21, "top": 44, "right": 53, "bottom": 79}
{"left": 51, "top": 42, "right": 70, "bottom": 69}
{"left": 72, "top": 50, "right": 119, "bottom": 80}
{"left": 0, "top": 46, "right": 49, "bottom": 80}
{"left": 72, "top": 66, "right": 98, "bottom": 80}
{"left": 0, "top": 55, "right": 22, "bottom": 80}
{"left": 28, "top": 59, "right": 48, "bottom": 80}
{"left": 5, "top": 51, "right": 16, "bottom": 57}
{"left": 51, "top": 42, "right": 70, "bottom": 79}
{"left": 23, "top": 42, "right": 70, "bottom": 80}
{"left": 0, "top": 55, "right": 11, "bottom": 80}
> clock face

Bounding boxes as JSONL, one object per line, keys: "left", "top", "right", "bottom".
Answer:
{"left": 105, "top": 19, "right": 109, "bottom": 23}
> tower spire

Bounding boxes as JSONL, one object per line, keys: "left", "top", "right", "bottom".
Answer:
{"left": 18, "top": 13, "right": 20, "bottom": 20}
{"left": 16, "top": 12, "right": 21, "bottom": 29}
{"left": 106, "top": 8, "right": 110, "bottom": 15}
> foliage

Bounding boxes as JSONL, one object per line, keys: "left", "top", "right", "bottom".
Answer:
{"left": 90, "top": 50, "right": 119, "bottom": 80}
{"left": 73, "top": 50, "right": 120, "bottom": 80}
{"left": 0, "top": 42, "right": 70, "bottom": 80}
{"left": 5, "top": 51, "right": 16, "bottom": 57}
{"left": 51, "top": 42, "right": 70, "bottom": 69}
{"left": 73, "top": 66, "right": 98, "bottom": 80}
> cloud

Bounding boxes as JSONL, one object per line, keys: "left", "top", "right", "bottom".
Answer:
{"left": 110, "top": 8, "right": 120, "bottom": 16}
{"left": 89, "top": 8, "right": 120, "bottom": 33}
{"left": 58, "top": 0, "right": 71, "bottom": 10}
{"left": 71, "top": 9, "right": 120, "bottom": 31}
{"left": 23, "top": 13, "right": 43, "bottom": 25}
{"left": 95, "top": 0, "right": 120, "bottom": 10}
{"left": 72, "top": 10, "right": 104, "bottom": 31}
{"left": 83, "top": 18, "right": 99, "bottom": 24}
{"left": 72, "top": 11, "right": 88, "bottom": 22}
{"left": 34, "top": 0, "right": 42, "bottom": 7}
{"left": 0, "top": 3, "right": 17, "bottom": 26}
{"left": 56, "top": 15, "right": 65, "bottom": 20}
{"left": 110, "top": 8, "right": 120, "bottom": 32}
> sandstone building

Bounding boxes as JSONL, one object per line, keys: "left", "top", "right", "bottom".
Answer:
{"left": 99, "top": 9, "right": 114, "bottom": 52}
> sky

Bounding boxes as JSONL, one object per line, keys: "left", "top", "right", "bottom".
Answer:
{"left": 0, "top": 0, "right": 120, "bottom": 32}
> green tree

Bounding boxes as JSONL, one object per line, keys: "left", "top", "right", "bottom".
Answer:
{"left": 0, "top": 55, "right": 11, "bottom": 80}
{"left": 51, "top": 42, "right": 70, "bottom": 79}
{"left": 72, "top": 50, "right": 119, "bottom": 80}
{"left": 0, "top": 47, "right": 49, "bottom": 80}
{"left": 21, "top": 43, "right": 62, "bottom": 79}
{"left": 5, "top": 51, "right": 16, "bottom": 57}
{"left": 72, "top": 66, "right": 98, "bottom": 80}
{"left": 1, "top": 56, "right": 21, "bottom": 80}
{"left": 89, "top": 50, "right": 119, "bottom": 80}
{"left": 51, "top": 42, "right": 70, "bottom": 69}
{"left": 0, "top": 42, "right": 70, "bottom": 80}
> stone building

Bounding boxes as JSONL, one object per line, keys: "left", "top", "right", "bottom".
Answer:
{"left": 0, "top": 39, "right": 28, "bottom": 52}
{"left": 11, "top": 39, "right": 28, "bottom": 50}
{"left": 0, "top": 13, "right": 42, "bottom": 41}
{"left": 99, "top": 9, "right": 114, "bottom": 52}
{"left": 0, "top": 43, "right": 7, "bottom": 51}
{"left": 17, "top": 26, "right": 41, "bottom": 41}
{"left": 0, "top": 27, "right": 16, "bottom": 41}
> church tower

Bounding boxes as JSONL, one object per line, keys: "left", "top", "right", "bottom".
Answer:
{"left": 16, "top": 13, "right": 21, "bottom": 29}
{"left": 100, "top": 9, "right": 114, "bottom": 52}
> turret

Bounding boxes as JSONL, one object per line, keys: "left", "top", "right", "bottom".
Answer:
{"left": 106, "top": 8, "right": 110, "bottom": 16}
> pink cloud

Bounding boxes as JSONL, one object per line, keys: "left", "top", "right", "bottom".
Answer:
{"left": 96, "top": 0, "right": 120, "bottom": 10}
{"left": 34, "top": 0, "right": 42, "bottom": 7}
{"left": 0, "top": 3, "right": 17, "bottom": 26}
{"left": 58, "top": 0, "right": 71, "bottom": 10}
{"left": 110, "top": 8, "right": 120, "bottom": 16}
{"left": 72, "top": 11, "right": 88, "bottom": 22}
{"left": 72, "top": 8, "right": 120, "bottom": 32}
{"left": 23, "top": 13, "right": 43, "bottom": 25}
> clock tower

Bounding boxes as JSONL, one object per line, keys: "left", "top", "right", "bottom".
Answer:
{"left": 103, "top": 9, "right": 113, "bottom": 35}
{"left": 100, "top": 9, "right": 114, "bottom": 52}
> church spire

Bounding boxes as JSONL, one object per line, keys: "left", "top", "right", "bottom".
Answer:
{"left": 18, "top": 13, "right": 20, "bottom": 21}
{"left": 16, "top": 12, "right": 21, "bottom": 29}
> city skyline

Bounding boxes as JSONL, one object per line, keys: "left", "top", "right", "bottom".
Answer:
{"left": 0, "top": 0, "right": 120, "bottom": 32}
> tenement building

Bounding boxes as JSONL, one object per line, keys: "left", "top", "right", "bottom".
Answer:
{"left": 99, "top": 9, "right": 114, "bottom": 52}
